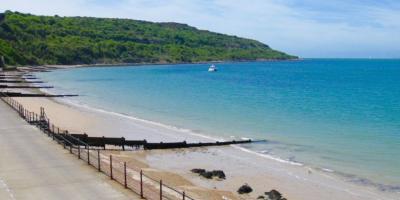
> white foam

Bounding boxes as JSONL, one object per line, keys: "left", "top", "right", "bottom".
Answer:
{"left": 0, "top": 177, "right": 15, "bottom": 200}
{"left": 321, "top": 168, "right": 335, "bottom": 173}
{"left": 232, "top": 145, "right": 304, "bottom": 166}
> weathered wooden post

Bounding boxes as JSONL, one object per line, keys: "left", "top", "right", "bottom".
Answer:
{"left": 87, "top": 146, "right": 90, "bottom": 165}
{"left": 140, "top": 170, "right": 144, "bottom": 198}
{"left": 110, "top": 155, "right": 113, "bottom": 180}
{"left": 39, "top": 107, "right": 42, "bottom": 119}
{"left": 122, "top": 137, "right": 125, "bottom": 151}
{"left": 47, "top": 119, "right": 50, "bottom": 135}
{"left": 183, "top": 191, "right": 185, "bottom": 200}
{"left": 78, "top": 145, "right": 81, "bottom": 159}
{"left": 97, "top": 150, "right": 101, "bottom": 172}
{"left": 160, "top": 180, "right": 163, "bottom": 200}
{"left": 124, "top": 162, "right": 127, "bottom": 188}
{"left": 52, "top": 125, "right": 55, "bottom": 140}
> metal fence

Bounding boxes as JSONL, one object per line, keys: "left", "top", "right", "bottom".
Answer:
{"left": 0, "top": 93, "right": 195, "bottom": 200}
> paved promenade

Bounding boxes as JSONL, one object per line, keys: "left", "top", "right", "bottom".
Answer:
{"left": 0, "top": 101, "right": 138, "bottom": 200}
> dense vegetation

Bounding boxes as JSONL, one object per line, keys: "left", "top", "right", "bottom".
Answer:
{"left": 0, "top": 11, "right": 296, "bottom": 66}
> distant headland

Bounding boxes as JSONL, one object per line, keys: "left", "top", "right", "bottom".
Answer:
{"left": 0, "top": 11, "right": 297, "bottom": 66}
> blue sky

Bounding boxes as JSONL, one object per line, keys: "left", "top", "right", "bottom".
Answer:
{"left": 2, "top": 0, "right": 400, "bottom": 58}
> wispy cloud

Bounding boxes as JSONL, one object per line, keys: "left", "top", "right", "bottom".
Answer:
{"left": 1, "top": 0, "right": 399, "bottom": 58}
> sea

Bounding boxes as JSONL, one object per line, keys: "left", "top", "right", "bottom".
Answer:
{"left": 36, "top": 59, "right": 400, "bottom": 191}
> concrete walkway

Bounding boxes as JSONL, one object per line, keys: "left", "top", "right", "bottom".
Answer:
{"left": 0, "top": 101, "right": 139, "bottom": 200}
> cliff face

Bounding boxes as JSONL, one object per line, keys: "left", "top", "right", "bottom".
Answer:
{"left": 0, "top": 11, "right": 297, "bottom": 66}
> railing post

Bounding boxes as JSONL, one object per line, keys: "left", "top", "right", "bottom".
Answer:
{"left": 52, "top": 125, "right": 55, "bottom": 140}
{"left": 183, "top": 191, "right": 186, "bottom": 200}
{"left": 140, "top": 170, "right": 144, "bottom": 198}
{"left": 87, "top": 146, "right": 90, "bottom": 165}
{"left": 124, "top": 162, "right": 127, "bottom": 188}
{"left": 70, "top": 144, "right": 72, "bottom": 154}
{"left": 47, "top": 119, "right": 50, "bottom": 135}
{"left": 110, "top": 155, "right": 113, "bottom": 180}
{"left": 97, "top": 149, "right": 101, "bottom": 172}
{"left": 78, "top": 145, "right": 81, "bottom": 159}
{"left": 160, "top": 180, "right": 163, "bottom": 200}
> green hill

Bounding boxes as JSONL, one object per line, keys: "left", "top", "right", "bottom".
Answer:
{"left": 0, "top": 11, "right": 297, "bottom": 66}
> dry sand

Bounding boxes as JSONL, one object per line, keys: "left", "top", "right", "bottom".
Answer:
{"left": 11, "top": 96, "right": 400, "bottom": 200}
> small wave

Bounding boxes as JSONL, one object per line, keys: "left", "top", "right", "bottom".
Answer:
{"left": 320, "top": 168, "right": 335, "bottom": 173}
{"left": 233, "top": 145, "right": 304, "bottom": 166}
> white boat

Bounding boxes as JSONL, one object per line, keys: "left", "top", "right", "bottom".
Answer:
{"left": 208, "top": 64, "right": 217, "bottom": 72}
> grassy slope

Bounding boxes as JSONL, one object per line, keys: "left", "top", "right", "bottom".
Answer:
{"left": 0, "top": 11, "right": 297, "bottom": 66}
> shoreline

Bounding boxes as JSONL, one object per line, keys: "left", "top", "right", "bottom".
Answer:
{"left": 12, "top": 58, "right": 302, "bottom": 70}
{"left": 9, "top": 96, "right": 399, "bottom": 199}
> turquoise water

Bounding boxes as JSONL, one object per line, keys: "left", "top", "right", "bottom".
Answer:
{"left": 37, "top": 59, "right": 400, "bottom": 190}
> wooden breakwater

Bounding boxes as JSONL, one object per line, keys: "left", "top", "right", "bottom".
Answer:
{"left": 55, "top": 133, "right": 146, "bottom": 150}
{"left": 55, "top": 133, "right": 253, "bottom": 150}
{"left": 0, "top": 77, "right": 38, "bottom": 80}
{"left": 1, "top": 92, "right": 78, "bottom": 97}
{"left": 143, "top": 140, "right": 253, "bottom": 150}
{"left": 0, "top": 80, "right": 44, "bottom": 83}
{"left": 0, "top": 75, "right": 34, "bottom": 78}
{"left": 0, "top": 85, "right": 54, "bottom": 89}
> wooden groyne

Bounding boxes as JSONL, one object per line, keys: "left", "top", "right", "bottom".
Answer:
{"left": 0, "top": 74, "right": 33, "bottom": 76}
{"left": 0, "top": 80, "right": 44, "bottom": 83}
{"left": 54, "top": 133, "right": 253, "bottom": 150}
{"left": 144, "top": 140, "right": 253, "bottom": 150}
{"left": 0, "top": 76, "right": 35, "bottom": 79}
{"left": 0, "top": 85, "right": 53, "bottom": 89}
{"left": 1, "top": 92, "right": 78, "bottom": 97}
{"left": 55, "top": 133, "right": 146, "bottom": 150}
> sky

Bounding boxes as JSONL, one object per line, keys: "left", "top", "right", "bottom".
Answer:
{"left": 1, "top": 0, "right": 400, "bottom": 58}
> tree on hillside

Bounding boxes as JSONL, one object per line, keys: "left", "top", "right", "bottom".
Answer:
{"left": 0, "top": 56, "right": 5, "bottom": 70}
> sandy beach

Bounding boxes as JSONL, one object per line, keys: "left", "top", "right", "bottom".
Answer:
{"left": 10, "top": 95, "right": 400, "bottom": 200}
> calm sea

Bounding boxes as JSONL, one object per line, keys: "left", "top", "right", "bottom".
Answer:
{"left": 37, "top": 59, "right": 400, "bottom": 190}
